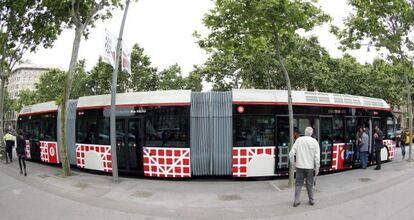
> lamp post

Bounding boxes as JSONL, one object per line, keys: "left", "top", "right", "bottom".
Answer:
{"left": 110, "top": 0, "right": 131, "bottom": 182}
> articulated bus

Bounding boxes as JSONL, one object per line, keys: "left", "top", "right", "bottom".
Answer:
{"left": 17, "top": 89, "right": 396, "bottom": 179}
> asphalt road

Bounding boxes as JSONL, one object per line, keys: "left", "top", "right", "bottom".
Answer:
{"left": 0, "top": 154, "right": 413, "bottom": 220}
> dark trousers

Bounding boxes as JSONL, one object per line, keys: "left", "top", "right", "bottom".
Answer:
{"left": 6, "top": 146, "right": 13, "bottom": 163}
{"left": 294, "top": 168, "right": 314, "bottom": 203}
{"left": 401, "top": 144, "right": 406, "bottom": 159}
{"left": 376, "top": 150, "right": 381, "bottom": 169}
{"left": 18, "top": 155, "right": 26, "bottom": 174}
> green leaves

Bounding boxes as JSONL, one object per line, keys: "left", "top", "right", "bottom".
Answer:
{"left": 15, "top": 43, "right": 203, "bottom": 108}
{"left": 336, "top": 0, "right": 414, "bottom": 57}
{"left": 196, "top": 0, "right": 330, "bottom": 91}
{"left": 0, "top": 0, "right": 65, "bottom": 72}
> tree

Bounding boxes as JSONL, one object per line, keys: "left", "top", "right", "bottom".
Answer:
{"left": 85, "top": 57, "right": 130, "bottom": 95}
{"left": 198, "top": 0, "right": 329, "bottom": 187}
{"left": 158, "top": 64, "right": 186, "bottom": 90}
{"left": 195, "top": 52, "right": 243, "bottom": 91}
{"left": 129, "top": 44, "right": 159, "bottom": 92}
{"left": 34, "top": 61, "right": 89, "bottom": 103}
{"left": 334, "top": 0, "right": 414, "bottom": 160}
{"left": 185, "top": 67, "right": 203, "bottom": 92}
{"left": 14, "top": 90, "right": 38, "bottom": 112}
{"left": 0, "top": 0, "right": 64, "bottom": 159}
{"left": 44, "top": 0, "right": 124, "bottom": 176}
{"left": 35, "top": 69, "right": 66, "bottom": 102}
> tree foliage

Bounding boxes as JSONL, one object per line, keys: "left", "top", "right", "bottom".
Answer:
{"left": 158, "top": 64, "right": 186, "bottom": 90}
{"left": 196, "top": 0, "right": 330, "bottom": 187}
{"left": 334, "top": 0, "right": 414, "bottom": 159}
{"left": 13, "top": 89, "right": 37, "bottom": 113}
{"left": 0, "top": 0, "right": 66, "bottom": 160}
{"left": 85, "top": 57, "right": 130, "bottom": 95}
{"left": 18, "top": 43, "right": 202, "bottom": 110}
{"left": 129, "top": 44, "right": 159, "bottom": 91}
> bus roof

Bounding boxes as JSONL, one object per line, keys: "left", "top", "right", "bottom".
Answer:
{"left": 232, "top": 89, "right": 391, "bottom": 111}
{"left": 19, "top": 101, "right": 58, "bottom": 116}
{"left": 18, "top": 89, "right": 392, "bottom": 115}
{"left": 77, "top": 90, "right": 192, "bottom": 109}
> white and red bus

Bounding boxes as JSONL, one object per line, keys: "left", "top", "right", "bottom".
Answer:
{"left": 17, "top": 89, "right": 396, "bottom": 179}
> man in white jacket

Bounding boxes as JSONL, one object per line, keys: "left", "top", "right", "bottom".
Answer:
{"left": 289, "top": 127, "right": 320, "bottom": 207}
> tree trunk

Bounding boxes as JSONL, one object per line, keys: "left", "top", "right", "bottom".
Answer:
{"left": 0, "top": 76, "right": 6, "bottom": 161}
{"left": 403, "top": 70, "right": 413, "bottom": 161}
{"left": 59, "top": 26, "right": 83, "bottom": 176}
{"left": 273, "top": 32, "right": 295, "bottom": 188}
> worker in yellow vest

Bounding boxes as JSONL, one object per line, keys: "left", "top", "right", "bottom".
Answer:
{"left": 4, "top": 131, "right": 16, "bottom": 163}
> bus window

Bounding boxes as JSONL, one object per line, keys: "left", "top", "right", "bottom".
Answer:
{"left": 77, "top": 118, "right": 98, "bottom": 144}
{"left": 146, "top": 115, "right": 189, "bottom": 147}
{"left": 97, "top": 118, "right": 110, "bottom": 145}
{"left": 387, "top": 117, "right": 395, "bottom": 139}
{"left": 234, "top": 115, "right": 275, "bottom": 147}
{"left": 40, "top": 115, "right": 57, "bottom": 141}
{"left": 296, "top": 118, "right": 318, "bottom": 140}
{"left": 276, "top": 117, "right": 289, "bottom": 170}
{"left": 29, "top": 120, "right": 40, "bottom": 141}
{"left": 344, "top": 117, "right": 357, "bottom": 166}
{"left": 333, "top": 117, "right": 344, "bottom": 143}
{"left": 320, "top": 117, "right": 333, "bottom": 167}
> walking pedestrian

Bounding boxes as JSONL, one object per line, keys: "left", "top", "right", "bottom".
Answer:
{"left": 3, "top": 130, "right": 16, "bottom": 163}
{"left": 359, "top": 128, "right": 369, "bottom": 169}
{"left": 373, "top": 126, "right": 384, "bottom": 170}
{"left": 16, "top": 131, "right": 27, "bottom": 176}
{"left": 400, "top": 131, "right": 407, "bottom": 160}
{"left": 289, "top": 127, "right": 320, "bottom": 207}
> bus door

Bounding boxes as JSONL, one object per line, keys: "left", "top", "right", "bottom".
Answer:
{"left": 127, "top": 117, "right": 144, "bottom": 172}
{"left": 295, "top": 117, "right": 319, "bottom": 140}
{"left": 276, "top": 116, "right": 290, "bottom": 172}
{"left": 319, "top": 116, "right": 333, "bottom": 168}
{"left": 29, "top": 119, "right": 41, "bottom": 161}
{"left": 370, "top": 117, "right": 382, "bottom": 162}
{"left": 116, "top": 117, "right": 145, "bottom": 173}
{"left": 275, "top": 116, "right": 319, "bottom": 173}
{"left": 355, "top": 117, "right": 370, "bottom": 163}
{"left": 344, "top": 117, "right": 357, "bottom": 167}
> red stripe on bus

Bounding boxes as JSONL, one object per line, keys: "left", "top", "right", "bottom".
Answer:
{"left": 76, "top": 102, "right": 191, "bottom": 110}
{"left": 232, "top": 101, "right": 392, "bottom": 112}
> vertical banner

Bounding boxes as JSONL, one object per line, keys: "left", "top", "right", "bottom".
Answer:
{"left": 103, "top": 29, "right": 131, "bottom": 74}
{"left": 121, "top": 45, "right": 131, "bottom": 74}
{"left": 103, "top": 29, "right": 117, "bottom": 68}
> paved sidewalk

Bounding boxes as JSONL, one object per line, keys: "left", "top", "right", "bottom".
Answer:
{"left": 1, "top": 149, "right": 414, "bottom": 219}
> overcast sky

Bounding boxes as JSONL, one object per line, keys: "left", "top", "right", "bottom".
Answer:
{"left": 24, "top": 0, "right": 383, "bottom": 76}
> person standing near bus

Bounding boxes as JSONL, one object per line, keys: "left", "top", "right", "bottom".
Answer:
{"left": 16, "top": 131, "right": 27, "bottom": 176}
{"left": 289, "top": 127, "right": 320, "bottom": 207}
{"left": 359, "top": 128, "right": 369, "bottom": 169}
{"left": 373, "top": 126, "right": 384, "bottom": 170}
{"left": 3, "top": 130, "right": 16, "bottom": 164}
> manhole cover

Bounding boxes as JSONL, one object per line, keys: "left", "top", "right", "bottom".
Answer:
{"left": 55, "top": 172, "right": 78, "bottom": 178}
{"left": 37, "top": 174, "right": 50, "bottom": 179}
{"left": 218, "top": 194, "right": 241, "bottom": 201}
{"left": 359, "top": 178, "right": 372, "bottom": 182}
{"left": 73, "top": 182, "right": 89, "bottom": 189}
{"left": 130, "top": 191, "right": 154, "bottom": 198}
{"left": 277, "top": 184, "right": 289, "bottom": 191}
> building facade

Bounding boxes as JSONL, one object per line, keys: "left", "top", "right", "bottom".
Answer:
{"left": 5, "top": 62, "right": 55, "bottom": 130}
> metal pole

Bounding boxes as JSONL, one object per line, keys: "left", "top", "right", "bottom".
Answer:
{"left": 110, "top": 0, "right": 131, "bottom": 182}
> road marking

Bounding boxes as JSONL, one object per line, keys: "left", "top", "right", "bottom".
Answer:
{"left": 12, "top": 189, "right": 22, "bottom": 195}
{"left": 269, "top": 182, "right": 282, "bottom": 192}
